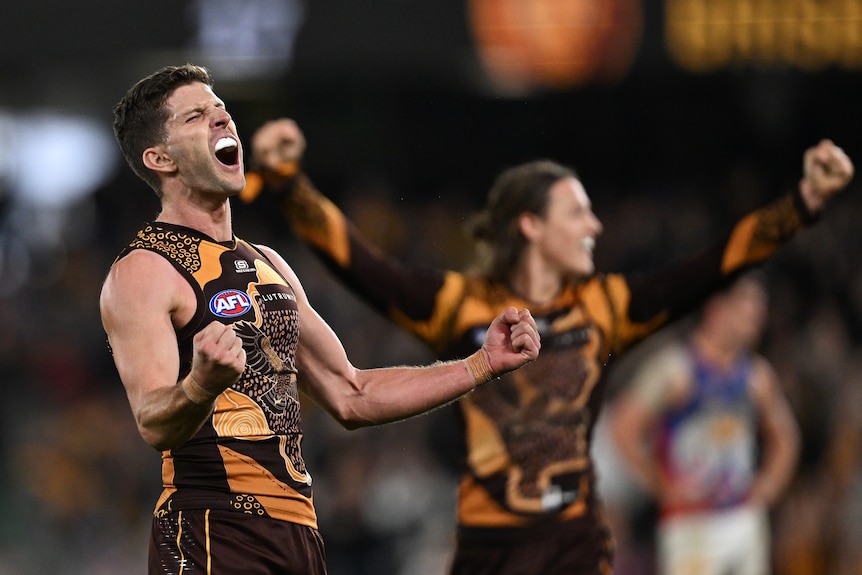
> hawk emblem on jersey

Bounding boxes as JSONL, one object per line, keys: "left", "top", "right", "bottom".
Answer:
{"left": 465, "top": 321, "right": 602, "bottom": 515}
{"left": 233, "top": 320, "right": 300, "bottom": 428}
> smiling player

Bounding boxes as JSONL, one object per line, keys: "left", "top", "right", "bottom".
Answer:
{"left": 245, "top": 118, "right": 853, "bottom": 574}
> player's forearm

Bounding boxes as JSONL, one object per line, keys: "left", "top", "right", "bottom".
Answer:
{"left": 611, "top": 417, "right": 663, "bottom": 496}
{"left": 750, "top": 437, "right": 800, "bottom": 506}
{"left": 719, "top": 191, "right": 809, "bottom": 273}
{"left": 326, "top": 356, "right": 488, "bottom": 429}
{"left": 627, "top": 191, "right": 810, "bottom": 329}
{"left": 619, "top": 446, "right": 663, "bottom": 497}
{"left": 284, "top": 174, "right": 446, "bottom": 327}
{"left": 132, "top": 375, "right": 216, "bottom": 450}
{"left": 280, "top": 173, "right": 354, "bottom": 267}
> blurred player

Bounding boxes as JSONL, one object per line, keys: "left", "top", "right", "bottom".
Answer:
{"left": 611, "top": 273, "right": 800, "bottom": 575}
{"left": 242, "top": 118, "right": 851, "bottom": 574}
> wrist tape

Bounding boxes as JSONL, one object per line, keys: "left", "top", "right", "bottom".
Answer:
{"left": 465, "top": 349, "right": 495, "bottom": 386}
{"left": 182, "top": 375, "right": 218, "bottom": 405}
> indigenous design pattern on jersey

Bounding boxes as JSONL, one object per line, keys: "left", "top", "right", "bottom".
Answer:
{"left": 118, "top": 222, "right": 315, "bottom": 528}
{"left": 457, "top": 299, "right": 605, "bottom": 517}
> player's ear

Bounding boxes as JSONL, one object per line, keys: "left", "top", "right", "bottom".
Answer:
{"left": 518, "top": 211, "right": 543, "bottom": 241}
{"left": 143, "top": 145, "right": 177, "bottom": 175}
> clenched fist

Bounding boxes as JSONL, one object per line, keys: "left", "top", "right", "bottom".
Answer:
{"left": 187, "top": 321, "right": 247, "bottom": 401}
{"left": 799, "top": 139, "right": 854, "bottom": 213}
{"left": 251, "top": 118, "right": 307, "bottom": 172}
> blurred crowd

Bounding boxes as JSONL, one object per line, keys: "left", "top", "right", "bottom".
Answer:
{"left": 0, "top": 150, "right": 860, "bottom": 574}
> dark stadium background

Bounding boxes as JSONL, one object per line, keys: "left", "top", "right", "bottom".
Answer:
{"left": 0, "top": 1, "right": 860, "bottom": 573}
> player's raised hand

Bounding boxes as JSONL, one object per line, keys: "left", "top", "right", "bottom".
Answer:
{"left": 251, "top": 118, "right": 306, "bottom": 171}
{"left": 241, "top": 119, "right": 306, "bottom": 203}
{"left": 799, "top": 139, "right": 854, "bottom": 212}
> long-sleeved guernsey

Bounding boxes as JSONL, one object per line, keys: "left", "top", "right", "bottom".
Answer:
{"left": 266, "top": 173, "right": 813, "bottom": 552}
{"left": 112, "top": 222, "right": 317, "bottom": 529}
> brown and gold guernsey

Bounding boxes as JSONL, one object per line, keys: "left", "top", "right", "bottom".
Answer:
{"left": 265, "top": 175, "right": 815, "bottom": 549}
{"left": 114, "top": 222, "right": 317, "bottom": 529}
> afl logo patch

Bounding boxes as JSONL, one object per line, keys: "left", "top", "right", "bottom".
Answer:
{"left": 209, "top": 289, "right": 252, "bottom": 318}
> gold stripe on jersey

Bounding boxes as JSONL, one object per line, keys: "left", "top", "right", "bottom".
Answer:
{"left": 193, "top": 240, "right": 232, "bottom": 288}
{"left": 457, "top": 473, "right": 591, "bottom": 527}
{"left": 252, "top": 256, "right": 292, "bottom": 288}
{"left": 589, "top": 275, "right": 669, "bottom": 357}
{"left": 389, "top": 271, "right": 469, "bottom": 352}
{"left": 157, "top": 459, "right": 177, "bottom": 514}
{"left": 722, "top": 193, "right": 802, "bottom": 273}
{"left": 286, "top": 174, "right": 352, "bottom": 266}
{"left": 462, "top": 394, "right": 509, "bottom": 478}
{"left": 217, "top": 444, "right": 311, "bottom": 509}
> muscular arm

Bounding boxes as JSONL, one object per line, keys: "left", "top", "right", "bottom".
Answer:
{"left": 100, "top": 251, "right": 245, "bottom": 450}
{"left": 747, "top": 357, "right": 800, "bottom": 506}
{"left": 255, "top": 245, "right": 539, "bottom": 429}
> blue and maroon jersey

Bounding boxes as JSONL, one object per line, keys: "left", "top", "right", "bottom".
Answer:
{"left": 656, "top": 346, "right": 757, "bottom": 517}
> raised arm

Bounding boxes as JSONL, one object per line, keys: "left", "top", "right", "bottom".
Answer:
{"left": 798, "top": 138, "right": 855, "bottom": 213}
{"left": 241, "top": 119, "right": 455, "bottom": 349}
{"left": 254, "top": 244, "right": 540, "bottom": 429}
{"left": 601, "top": 140, "right": 854, "bottom": 355}
{"left": 100, "top": 251, "right": 246, "bottom": 451}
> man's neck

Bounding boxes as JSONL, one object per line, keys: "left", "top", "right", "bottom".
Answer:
{"left": 508, "top": 262, "right": 566, "bottom": 307}
{"left": 157, "top": 195, "right": 233, "bottom": 242}
{"left": 691, "top": 328, "right": 740, "bottom": 370}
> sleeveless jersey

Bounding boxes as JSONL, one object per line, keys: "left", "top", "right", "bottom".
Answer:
{"left": 657, "top": 347, "right": 757, "bottom": 517}
{"left": 113, "top": 222, "right": 316, "bottom": 528}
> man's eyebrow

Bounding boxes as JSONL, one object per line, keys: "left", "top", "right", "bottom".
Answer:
{"left": 171, "top": 105, "right": 202, "bottom": 121}
{"left": 179, "top": 100, "right": 226, "bottom": 115}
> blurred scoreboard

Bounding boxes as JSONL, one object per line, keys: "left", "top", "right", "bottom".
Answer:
{"left": 667, "top": 0, "right": 862, "bottom": 71}
{"left": 468, "top": 0, "right": 862, "bottom": 92}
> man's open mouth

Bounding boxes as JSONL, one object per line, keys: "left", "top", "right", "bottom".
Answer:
{"left": 215, "top": 137, "right": 239, "bottom": 166}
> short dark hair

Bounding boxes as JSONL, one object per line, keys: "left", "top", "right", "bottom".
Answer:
{"left": 113, "top": 64, "right": 213, "bottom": 194}
{"left": 468, "top": 160, "right": 578, "bottom": 283}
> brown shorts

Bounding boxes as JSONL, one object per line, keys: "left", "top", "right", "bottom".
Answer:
{"left": 149, "top": 509, "right": 327, "bottom": 575}
{"left": 449, "top": 514, "right": 614, "bottom": 575}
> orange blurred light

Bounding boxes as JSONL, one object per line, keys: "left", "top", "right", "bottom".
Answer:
{"left": 468, "top": 0, "right": 644, "bottom": 93}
